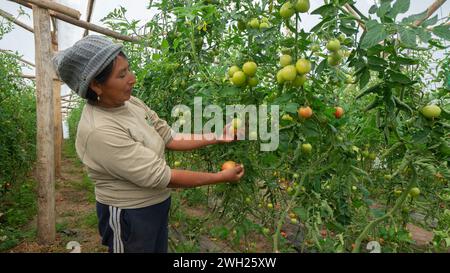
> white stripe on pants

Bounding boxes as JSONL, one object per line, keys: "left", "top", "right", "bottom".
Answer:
{"left": 108, "top": 206, "right": 124, "bottom": 253}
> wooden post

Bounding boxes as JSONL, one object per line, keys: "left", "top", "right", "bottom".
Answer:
{"left": 52, "top": 32, "right": 62, "bottom": 178}
{"left": 83, "top": 0, "right": 95, "bottom": 37}
{"left": 33, "top": 4, "right": 55, "bottom": 244}
{"left": 24, "top": 0, "right": 81, "bottom": 19}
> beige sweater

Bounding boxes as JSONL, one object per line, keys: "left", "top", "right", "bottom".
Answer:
{"left": 75, "top": 96, "right": 173, "bottom": 209}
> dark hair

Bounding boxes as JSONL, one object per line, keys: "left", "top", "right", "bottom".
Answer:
{"left": 86, "top": 51, "right": 126, "bottom": 104}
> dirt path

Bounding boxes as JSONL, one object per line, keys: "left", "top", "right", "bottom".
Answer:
{"left": 8, "top": 145, "right": 107, "bottom": 253}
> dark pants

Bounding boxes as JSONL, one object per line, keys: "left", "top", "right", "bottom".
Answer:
{"left": 96, "top": 197, "right": 171, "bottom": 253}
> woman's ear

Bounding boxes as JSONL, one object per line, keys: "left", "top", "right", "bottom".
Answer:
{"left": 89, "top": 80, "right": 103, "bottom": 96}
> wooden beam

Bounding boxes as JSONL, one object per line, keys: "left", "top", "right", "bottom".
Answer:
{"left": 9, "top": 1, "right": 141, "bottom": 43}
{"left": 0, "top": 8, "right": 34, "bottom": 33}
{"left": 21, "top": 74, "right": 61, "bottom": 81}
{"left": 23, "top": 0, "right": 80, "bottom": 20}
{"left": 344, "top": 4, "right": 366, "bottom": 31}
{"left": 9, "top": 0, "right": 32, "bottom": 9}
{"left": 83, "top": 0, "right": 95, "bottom": 37}
{"left": 33, "top": 4, "right": 56, "bottom": 245}
{"left": 414, "top": 0, "right": 447, "bottom": 27}
{"left": 50, "top": 11, "right": 141, "bottom": 42}
{"left": 9, "top": 0, "right": 141, "bottom": 43}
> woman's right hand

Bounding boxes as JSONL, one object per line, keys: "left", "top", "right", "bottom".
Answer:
{"left": 219, "top": 164, "right": 245, "bottom": 183}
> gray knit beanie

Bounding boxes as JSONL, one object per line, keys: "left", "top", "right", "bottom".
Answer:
{"left": 52, "top": 35, "right": 123, "bottom": 99}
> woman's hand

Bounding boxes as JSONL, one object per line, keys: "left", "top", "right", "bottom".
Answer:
{"left": 218, "top": 164, "right": 245, "bottom": 183}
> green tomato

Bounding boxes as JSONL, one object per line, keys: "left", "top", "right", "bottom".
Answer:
{"left": 327, "top": 39, "right": 341, "bottom": 52}
{"left": 231, "top": 71, "right": 247, "bottom": 86}
{"left": 259, "top": 22, "right": 269, "bottom": 29}
{"left": 280, "top": 2, "right": 295, "bottom": 19}
{"left": 248, "top": 76, "right": 259, "bottom": 87}
{"left": 280, "top": 65, "right": 297, "bottom": 81}
{"left": 294, "top": 0, "right": 310, "bottom": 13}
{"left": 409, "top": 187, "right": 420, "bottom": 197}
{"left": 421, "top": 105, "right": 441, "bottom": 119}
{"left": 280, "top": 54, "right": 292, "bottom": 67}
{"left": 228, "top": 65, "right": 241, "bottom": 78}
{"left": 295, "top": 58, "right": 311, "bottom": 74}
{"left": 301, "top": 143, "right": 312, "bottom": 154}
{"left": 249, "top": 18, "right": 259, "bottom": 29}
{"left": 242, "top": 61, "right": 257, "bottom": 76}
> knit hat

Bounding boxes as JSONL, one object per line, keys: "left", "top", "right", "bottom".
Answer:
{"left": 52, "top": 35, "right": 123, "bottom": 99}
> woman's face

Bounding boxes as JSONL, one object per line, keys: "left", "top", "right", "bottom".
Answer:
{"left": 90, "top": 54, "right": 136, "bottom": 107}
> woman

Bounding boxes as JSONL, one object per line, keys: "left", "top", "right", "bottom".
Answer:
{"left": 53, "top": 35, "right": 244, "bottom": 253}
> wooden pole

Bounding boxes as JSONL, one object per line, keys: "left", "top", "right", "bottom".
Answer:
{"left": 414, "top": 0, "right": 447, "bottom": 27}
{"left": 50, "top": 11, "right": 141, "bottom": 42}
{"left": 0, "top": 8, "right": 34, "bottom": 33}
{"left": 33, "top": 4, "right": 55, "bottom": 244}
{"left": 9, "top": 0, "right": 142, "bottom": 43}
{"left": 24, "top": 0, "right": 80, "bottom": 20}
{"left": 83, "top": 0, "right": 95, "bottom": 37}
{"left": 20, "top": 74, "right": 60, "bottom": 81}
{"left": 51, "top": 10, "right": 62, "bottom": 178}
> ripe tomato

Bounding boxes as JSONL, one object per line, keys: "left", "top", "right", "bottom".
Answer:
{"left": 221, "top": 161, "right": 237, "bottom": 171}
{"left": 334, "top": 106, "right": 344, "bottom": 119}
{"left": 298, "top": 106, "right": 313, "bottom": 119}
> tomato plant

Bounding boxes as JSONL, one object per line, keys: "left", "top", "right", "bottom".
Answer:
{"left": 82, "top": 0, "right": 450, "bottom": 253}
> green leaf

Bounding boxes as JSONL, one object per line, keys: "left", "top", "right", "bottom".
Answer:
{"left": 388, "top": 69, "right": 412, "bottom": 84}
{"left": 422, "top": 15, "right": 438, "bottom": 28}
{"left": 284, "top": 102, "right": 299, "bottom": 114}
{"left": 433, "top": 25, "right": 450, "bottom": 41}
{"left": 368, "top": 4, "right": 378, "bottom": 14}
{"left": 360, "top": 21, "right": 388, "bottom": 49}
{"left": 390, "top": 56, "right": 418, "bottom": 65}
{"left": 161, "top": 39, "right": 169, "bottom": 50}
{"left": 415, "top": 28, "right": 432, "bottom": 43}
{"left": 390, "top": 0, "right": 410, "bottom": 18}
{"left": 368, "top": 56, "right": 388, "bottom": 66}
{"left": 402, "top": 11, "right": 426, "bottom": 24}
{"left": 376, "top": 1, "right": 391, "bottom": 18}
{"left": 399, "top": 27, "right": 417, "bottom": 47}
{"left": 359, "top": 67, "right": 371, "bottom": 89}
{"left": 311, "top": 4, "right": 334, "bottom": 17}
